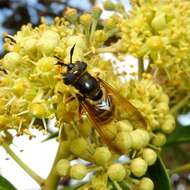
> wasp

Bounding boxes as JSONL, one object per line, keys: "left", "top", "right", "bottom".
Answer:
{"left": 56, "top": 45, "right": 147, "bottom": 153}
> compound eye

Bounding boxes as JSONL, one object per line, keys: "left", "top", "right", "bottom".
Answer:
{"left": 76, "top": 61, "right": 87, "bottom": 72}
{"left": 63, "top": 73, "right": 76, "bottom": 85}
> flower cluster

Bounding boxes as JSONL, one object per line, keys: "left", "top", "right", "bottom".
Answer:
{"left": 0, "top": 5, "right": 175, "bottom": 190}
{"left": 0, "top": 7, "right": 114, "bottom": 136}
{"left": 118, "top": 0, "right": 190, "bottom": 111}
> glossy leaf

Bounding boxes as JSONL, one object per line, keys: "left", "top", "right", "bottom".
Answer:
{"left": 41, "top": 131, "right": 58, "bottom": 142}
{"left": 147, "top": 156, "right": 172, "bottom": 190}
{"left": 0, "top": 175, "right": 17, "bottom": 190}
{"left": 165, "top": 126, "right": 190, "bottom": 146}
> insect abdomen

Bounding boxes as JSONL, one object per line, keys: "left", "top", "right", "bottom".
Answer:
{"left": 89, "top": 94, "right": 115, "bottom": 124}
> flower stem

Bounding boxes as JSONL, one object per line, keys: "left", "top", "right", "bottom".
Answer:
{"left": 170, "top": 95, "right": 190, "bottom": 114}
{"left": 170, "top": 163, "right": 190, "bottom": 174}
{"left": 90, "top": 19, "right": 97, "bottom": 44}
{"left": 113, "top": 181, "right": 122, "bottom": 190}
{"left": 42, "top": 127, "right": 66, "bottom": 190}
{"left": 2, "top": 142, "right": 44, "bottom": 186}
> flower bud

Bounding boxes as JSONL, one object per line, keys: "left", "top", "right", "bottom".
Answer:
{"left": 13, "top": 78, "right": 28, "bottom": 97}
{"left": 115, "top": 3, "right": 125, "bottom": 12}
{"left": 94, "top": 30, "right": 107, "bottom": 44}
{"left": 151, "top": 13, "right": 167, "bottom": 31}
{"left": 138, "top": 177, "right": 154, "bottom": 190}
{"left": 3, "top": 52, "right": 21, "bottom": 71}
{"left": 142, "top": 148, "right": 157, "bottom": 166}
{"left": 70, "top": 164, "right": 88, "bottom": 180}
{"left": 23, "top": 38, "right": 37, "bottom": 55}
{"left": 152, "top": 133, "right": 166, "bottom": 146}
{"left": 36, "top": 57, "right": 56, "bottom": 73}
{"left": 38, "top": 38, "right": 58, "bottom": 55}
{"left": 103, "top": 0, "right": 115, "bottom": 10}
{"left": 101, "top": 122, "right": 117, "bottom": 140}
{"left": 70, "top": 138, "right": 90, "bottom": 159}
{"left": 130, "top": 129, "right": 150, "bottom": 149}
{"left": 64, "top": 8, "right": 77, "bottom": 23}
{"left": 56, "top": 159, "right": 70, "bottom": 176}
{"left": 113, "top": 131, "right": 132, "bottom": 154}
{"left": 30, "top": 102, "right": 49, "bottom": 118}
{"left": 104, "top": 18, "right": 116, "bottom": 29}
{"left": 130, "top": 157, "right": 148, "bottom": 177}
{"left": 146, "top": 36, "right": 163, "bottom": 50}
{"left": 107, "top": 163, "right": 126, "bottom": 182}
{"left": 93, "top": 147, "right": 111, "bottom": 165}
{"left": 42, "top": 30, "right": 60, "bottom": 42}
{"left": 116, "top": 120, "right": 133, "bottom": 132}
{"left": 80, "top": 13, "right": 92, "bottom": 27}
{"left": 92, "top": 6, "right": 102, "bottom": 19}
{"left": 38, "top": 30, "right": 60, "bottom": 55}
{"left": 156, "top": 102, "right": 169, "bottom": 114}
{"left": 161, "top": 115, "right": 175, "bottom": 134}
{"left": 59, "top": 140, "right": 70, "bottom": 158}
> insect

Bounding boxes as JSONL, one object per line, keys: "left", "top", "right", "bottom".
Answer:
{"left": 56, "top": 45, "right": 147, "bottom": 153}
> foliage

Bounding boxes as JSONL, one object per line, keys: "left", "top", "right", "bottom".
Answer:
{"left": 0, "top": 175, "right": 17, "bottom": 190}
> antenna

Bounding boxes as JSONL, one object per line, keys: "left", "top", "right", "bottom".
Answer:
{"left": 70, "top": 44, "right": 76, "bottom": 64}
{"left": 54, "top": 56, "right": 68, "bottom": 67}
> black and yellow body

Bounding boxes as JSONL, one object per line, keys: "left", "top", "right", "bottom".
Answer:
{"left": 56, "top": 45, "right": 147, "bottom": 153}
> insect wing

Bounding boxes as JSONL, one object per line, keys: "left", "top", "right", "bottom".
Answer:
{"left": 98, "top": 78, "right": 147, "bottom": 129}
{"left": 77, "top": 95, "right": 116, "bottom": 150}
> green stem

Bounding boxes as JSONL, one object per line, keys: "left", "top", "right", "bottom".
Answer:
{"left": 113, "top": 181, "right": 122, "bottom": 190}
{"left": 148, "top": 144, "right": 161, "bottom": 151}
{"left": 42, "top": 137, "right": 65, "bottom": 190}
{"left": 170, "top": 95, "right": 190, "bottom": 114}
{"left": 170, "top": 163, "right": 190, "bottom": 174}
{"left": 90, "top": 19, "right": 97, "bottom": 44}
{"left": 2, "top": 142, "right": 44, "bottom": 186}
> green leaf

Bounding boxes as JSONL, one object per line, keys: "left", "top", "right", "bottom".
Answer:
{"left": 146, "top": 156, "right": 172, "bottom": 190}
{"left": 62, "top": 187, "right": 73, "bottom": 190}
{"left": 165, "top": 126, "right": 190, "bottom": 146}
{"left": 0, "top": 175, "right": 17, "bottom": 190}
{"left": 41, "top": 131, "right": 58, "bottom": 142}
